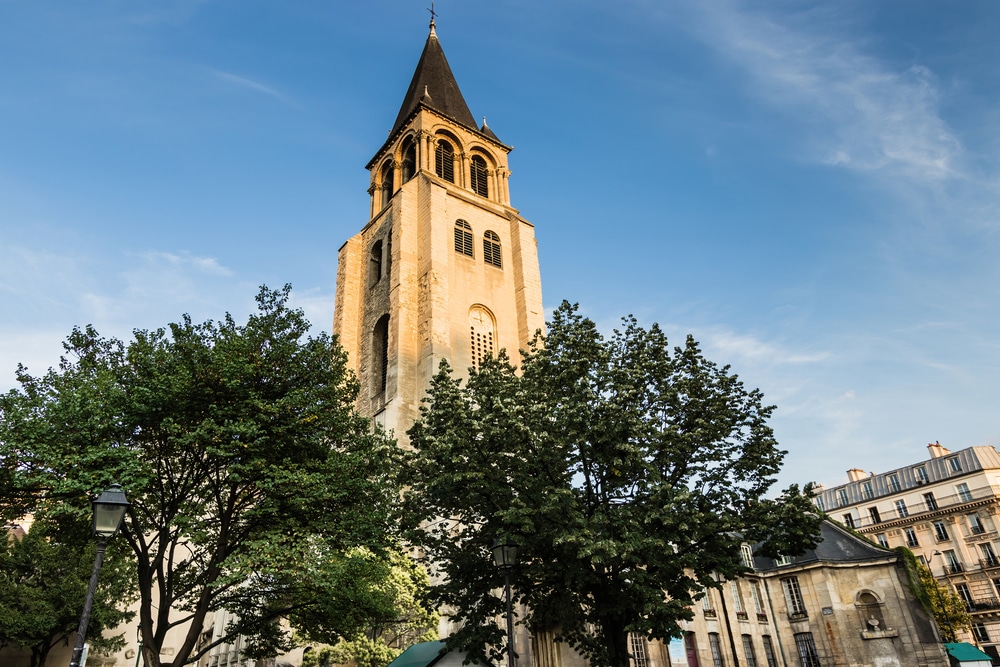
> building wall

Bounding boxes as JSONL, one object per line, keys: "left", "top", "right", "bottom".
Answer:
{"left": 815, "top": 443, "right": 1000, "bottom": 659}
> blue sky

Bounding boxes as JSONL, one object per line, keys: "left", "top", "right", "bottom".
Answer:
{"left": 1, "top": 0, "right": 998, "bottom": 491}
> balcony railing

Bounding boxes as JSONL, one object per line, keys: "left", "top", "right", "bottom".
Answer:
{"left": 971, "top": 598, "right": 1000, "bottom": 612}
{"left": 834, "top": 485, "right": 997, "bottom": 530}
{"left": 980, "top": 558, "right": 1000, "bottom": 569}
{"left": 756, "top": 613, "right": 769, "bottom": 623}
{"left": 948, "top": 563, "right": 965, "bottom": 574}
{"left": 787, "top": 611, "right": 808, "bottom": 621}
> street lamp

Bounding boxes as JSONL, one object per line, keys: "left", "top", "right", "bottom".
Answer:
{"left": 70, "top": 484, "right": 129, "bottom": 667}
{"left": 491, "top": 535, "right": 519, "bottom": 667}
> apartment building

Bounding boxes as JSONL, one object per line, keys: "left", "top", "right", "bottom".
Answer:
{"left": 814, "top": 443, "right": 1000, "bottom": 662}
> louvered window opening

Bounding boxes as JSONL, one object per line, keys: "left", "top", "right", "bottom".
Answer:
{"left": 470, "top": 155, "right": 489, "bottom": 197}
{"left": 628, "top": 634, "right": 648, "bottom": 667}
{"left": 436, "top": 140, "right": 455, "bottom": 182}
{"left": 470, "top": 328, "right": 494, "bottom": 371}
{"left": 401, "top": 140, "right": 416, "bottom": 183}
{"left": 455, "top": 220, "right": 473, "bottom": 257}
{"left": 483, "top": 230, "right": 502, "bottom": 268}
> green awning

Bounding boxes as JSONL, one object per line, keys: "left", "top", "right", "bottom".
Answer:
{"left": 386, "top": 641, "right": 449, "bottom": 667}
{"left": 944, "top": 642, "right": 992, "bottom": 661}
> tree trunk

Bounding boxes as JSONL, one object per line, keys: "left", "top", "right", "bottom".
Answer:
{"left": 600, "top": 617, "right": 631, "bottom": 667}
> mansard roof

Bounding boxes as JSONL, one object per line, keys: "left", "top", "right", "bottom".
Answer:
{"left": 391, "top": 23, "right": 478, "bottom": 135}
{"left": 753, "top": 519, "right": 892, "bottom": 572}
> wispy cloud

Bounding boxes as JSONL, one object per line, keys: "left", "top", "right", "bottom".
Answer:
{"left": 686, "top": 1, "right": 962, "bottom": 183}
{"left": 208, "top": 68, "right": 299, "bottom": 107}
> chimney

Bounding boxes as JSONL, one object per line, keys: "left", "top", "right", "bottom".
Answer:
{"left": 847, "top": 468, "right": 867, "bottom": 482}
{"left": 927, "top": 441, "right": 951, "bottom": 459}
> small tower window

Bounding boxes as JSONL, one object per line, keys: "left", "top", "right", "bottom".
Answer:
{"left": 469, "top": 306, "right": 495, "bottom": 371}
{"left": 373, "top": 315, "right": 390, "bottom": 394}
{"left": 369, "top": 240, "right": 383, "bottom": 286}
{"left": 454, "top": 220, "right": 473, "bottom": 257}
{"left": 470, "top": 155, "right": 488, "bottom": 197}
{"left": 435, "top": 139, "right": 455, "bottom": 182}
{"left": 401, "top": 137, "right": 416, "bottom": 183}
{"left": 483, "top": 230, "right": 502, "bottom": 268}
{"left": 381, "top": 161, "right": 394, "bottom": 208}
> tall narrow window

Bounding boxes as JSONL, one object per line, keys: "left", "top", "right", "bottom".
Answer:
{"left": 469, "top": 307, "right": 495, "bottom": 372}
{"left": 708, "top": 633, "right": 725, "bottom": 667}
{"left": 969, "top": 513, "right": 986, "bottom": 535}
{"left": 862, "top": 482, "right": 873, "bottom": 499}
{"left": 933, "top": 521, "right": 949, "bottom": 542}
{"left": 944, "top": 550, "right": 963, "bottom": 574}
{"left": 483, "top": 230, "right": 502, "bottom": 267}
{"left": 470, "top": 154, "right": 489, "bottom": 197}
{"left": 454, "top": 220, "right": 473, "bottom": 257}
{"left": 923, "top": 492, "right": 938, "bottom": 510}
{"left": 435, "top": 139, "right": 455, "bottom": 182}
{"left": 749, "top": 580, "right": 765, "bottom": 616}
{"left": 369, "top": 240, "right": 383, "bottom": 286}
{"left": 904, "top": 528, "right": 919, "bottom": 547}
{"left": 742, "top": 635, "right": 758, "bottom": 667}
{"left": 373, "top": 315, "right": 389, "bottom": 394}
{"left": 629, "top": 634, "right": 648, "bottom": 667}
{"left": 782, "top": 577, "right": 807, "bottom": 617}
{"left": 894, "top": 499, "right": 908, "bottom": 518}
{"left": 401, "top": 137, "right": 416, "bottom": 182}
{"left": 380, "top": 161, "right": 394, "bottom": 207}
{"left": 973, "top": 622, "right": 990, "bottom": 642}
{"left": 793, "top": 633, "right": 821, "bottom": 667}
{"left": 915, "top": 465, "right": 929, "bottom": 483}
{"left": 876, "top": 533, "right": 889, "bottom": 548}
{"left": 957, "top": 482, "right": 973, "bottom": 502}
{"left": 955, "top": 583, "right": 974, "bottom": 610}
{"left": 980, "top": 542, "right": 998, "bottom": 568}
{"left": 761, "top": 636, "right": 778, "bottom": 667}
{"left": 837, "top": 489, "right": 848, "bottom": 506}
{"left": 842, "top": 513, "right": 855, "bottom": 529}
{"left": 868, "top": 507, "right": 881, "bottom": 524}
{"left": 730, "top": 581, "right": 746, "bottom": 616}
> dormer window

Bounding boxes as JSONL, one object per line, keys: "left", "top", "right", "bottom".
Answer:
{"left": 470, "top": 155, "right": 488, "bottom": 197}
{"left": 435, "top": 139, "right": 455, "bottom": 182}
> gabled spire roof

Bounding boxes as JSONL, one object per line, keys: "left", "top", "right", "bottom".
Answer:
{"left": 390, "top": 21, "right": 478, "bottom": 135}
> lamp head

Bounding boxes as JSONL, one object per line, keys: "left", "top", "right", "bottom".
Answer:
{"left": 491, "top": 535, "right": 519, "bottom": 570}
{"left": 92, "top": 484, "right": 129, "bottom": 540}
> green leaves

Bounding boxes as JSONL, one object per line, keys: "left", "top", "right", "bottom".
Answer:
{"left": 0, "top": 285, "right": 402, "bottom": 666}
{"left": 402, "top": 301, "right": 820, "bottom": 667}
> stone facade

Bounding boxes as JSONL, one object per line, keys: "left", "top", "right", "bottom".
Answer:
{"left": 815, "top": 442, "right": 1000, "bottom": 663}
{"left": 673, "top": 521, "right": 947, "bottom": 667}
{"left": 333, "top": 22, "right": 544, "bottom": 445}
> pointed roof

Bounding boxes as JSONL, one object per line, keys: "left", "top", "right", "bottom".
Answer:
{"left": 390, "top": 21, "right": 478, "bottom": 135}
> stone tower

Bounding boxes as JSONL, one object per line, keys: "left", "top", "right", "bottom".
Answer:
{"left": 333, "top": 20, "right": 544, "bottom": 442}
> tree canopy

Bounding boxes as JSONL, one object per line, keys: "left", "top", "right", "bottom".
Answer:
{"left": 0, "top": 285, "right": 403, "bottom": 667}
{"left": 401, "top": 302, "right": 821, "bottom": 667}
{"left": 0, "top": 511, "right": 135, "bottom": 667}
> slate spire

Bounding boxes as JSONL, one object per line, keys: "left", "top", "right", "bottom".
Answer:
{"left": 390, "top": 20, "right": 478, "bottom": 135}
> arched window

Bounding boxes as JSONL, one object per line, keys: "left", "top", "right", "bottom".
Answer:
{"left": 469, "top": 306, "right": 495, "bottom": 371}
{"left": 454, "top": 220, "right": 473, "bottom": 257}
{"left": 400, "top": 137, "right": 416, "bottom": 183}
{"left": 380, "top": 161, "right": 394, "bottom": 207}
{"left": 373, "top": 315, "right": 390, "bottom": 394}
{"left": 435, "top": 139, "right": 455, "bottom": 182}
{"left": 369, "top": 240, "right": 383, "bottom": 286}
{"left": 483, "top": 230, "right": 502, "bottom": 268}
{"left": 470, "top": 155, "right": 488, "bottom": 197}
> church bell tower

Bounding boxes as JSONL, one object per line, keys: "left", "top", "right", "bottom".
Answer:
{"left": 333, "top": 19, "right": 545, "bottom": 441}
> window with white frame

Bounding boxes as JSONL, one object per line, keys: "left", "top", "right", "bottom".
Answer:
{"left": 708, "top": 633, "right": 725, "bottom": 667}
{"left": 782, "top": 577, "right": 807, "bottom": 616}
{"left": 973, "top": 622, "right": 990, "bottom": 643}
{"left": 933, "top": 521, "right": 949, "bottom": 542}
{"left": 914, "top": 465, "right": 929, "bottom": 483}
{"left": 750, "top": 580, "right": 765, "bottom": 615}
{"left": 730, "top": 580, "right": 746, "bottom": 615}
{"left": 793, "top": 633, "right": 821, "bottom": 667}
{"left": 837, "top": 489, "right": 848, "bottom": 506}
{"left": 923, "top": 491, "right": 938, "bottom": 510}
{"left": 741, "top": 543, "right": 755, "bottom": 569}
{"left": 876, "top": 533, "right": 889, "bottom": 548}
{"left": 969, "top": 513, "right": 986, "bottom": 535}
{"left": 862, "top": 481, "right": 874, "bottom": 499}
{"left": 742, "top": 635, "right": 758, "bottom": 667}
{"left": 894, "top": 499, "right": 908, "bottom": 518}
{"left": 948, "top": 456, "right": 962, "bottom": 473}
{"left": 904, "top": 527, "right": 919, "bottom": 547}
{"left": 957, "top": 483, "right": 973, "bottom": 502}
{"left": 762, "top": 636, "right": 778, "bottom": 667}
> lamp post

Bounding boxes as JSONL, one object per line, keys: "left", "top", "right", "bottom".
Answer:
{"left": 491, "top": 536, "right": 519, "bottom": 667}
{"left": 69, "top": 484, "right": 129, "bottom": 667}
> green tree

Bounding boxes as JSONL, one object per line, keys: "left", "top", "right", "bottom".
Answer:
{"left": 302, "top": 548, "right": 439, "bottom": 667}
{"left": 0, "top": 511, "right": 135, "bottom": 667}
{"left": 0, "top": 285, "right": 402, "bottom": 667}
{"left": 402, "top": 302, "right": 821, "bottom": 667}
{"left": 917, "top": 563, "right": 971, "bottom": 642}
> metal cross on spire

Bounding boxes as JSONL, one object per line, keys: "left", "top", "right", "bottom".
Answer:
{"left": 428, "top": 2, "right": 437, "bottom": 27}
